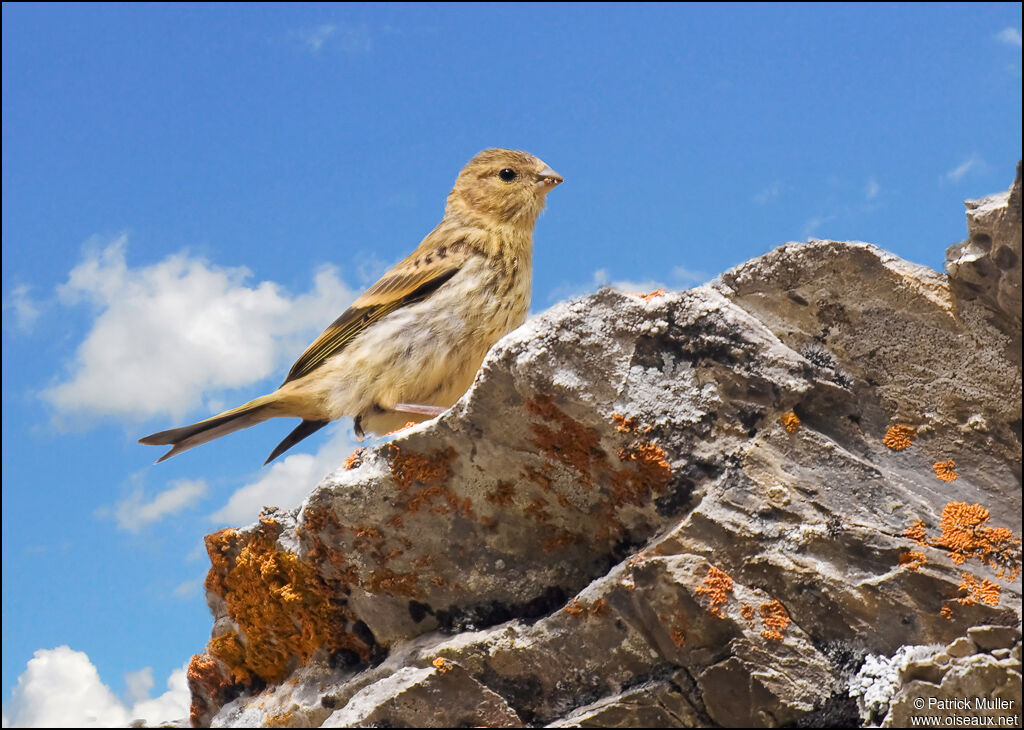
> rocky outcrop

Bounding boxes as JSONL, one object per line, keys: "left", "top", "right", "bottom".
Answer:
{"left": 187, "top": 168, "right": 1022, "bottom": 728}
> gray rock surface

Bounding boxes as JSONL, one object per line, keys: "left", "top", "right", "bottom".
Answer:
{"left": 188, "top": 167, "right": 1023, "bottom": 728}
{"left": 946, "top": 161, "right": 1022, "bottom": 332}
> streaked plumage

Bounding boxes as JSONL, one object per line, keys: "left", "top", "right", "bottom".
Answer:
{"left": 140, "top": 148, "right": 563, "bottom": 463}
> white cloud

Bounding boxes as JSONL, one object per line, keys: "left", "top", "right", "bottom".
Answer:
{"left": 123, "top": 667, "right": 153, "bottom": 705}
{"left": 129, "top": 665, "right": 190, "bottom": 727}
{"left": 2, "top": 284, "right": 41, "bottom": 333}
{"left": 753, "top": 180, "right": 783, "bottom": 205}
{"left": 592, "top": 268, "right": 666, "bottom": 295}
{"left": 996, "top": 27, "right": 1022, "bottom": 48}
{"left": 943, "top": 155, "right": 982, "bottom": 183}
{"left": 802, "top": 214, "right": 835, "bottom": 239}
{"left": 172, "top": 576, "right": 204, "bottom": 599}
{"left": 209, "top": 425, "right": 358, "bottom": 525}
{"left": 3, "top": 647, "right": 188, "bottom": 728}
{"left": 865, "top": 178, "right": 880, "bottom": 201}
{"left": 44, "top": 235, "right": 357, "bottom": 423}
{"left": 298, "top": 23, "right": 337, "bottom": 52}
{"left": 294, "top": 23, "right": 372, "bottom": 54}
{"left": 112, "top": 478, "right": 207, "bottom": 532}
{"left": 671, "top": 266, "right": 710, "bottom": 287}
{"left": 335, "top": 24, "right": 373, "bottom": 54}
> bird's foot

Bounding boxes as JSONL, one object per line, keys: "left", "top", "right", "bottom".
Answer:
{"left": 394, "top": 403, "right": 448, "bottom": 417}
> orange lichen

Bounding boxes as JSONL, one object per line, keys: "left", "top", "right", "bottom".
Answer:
{"left": 186, "top": 652, "right": 230, "bottom": 728}
{"left": 934, "top": 502, "right": 1021, "bottom": 577}
{"left": 202, "top": 519, "right": 370, "bottom": 686}
{"left": 523, "top": 465, "right": 554, "bottom": 492}
{"left": 432, "top": 656, "right": 453, "bottom": 674}
{"left": 932, "top": 460, "right": 959, "bottom": 482}
{"left": 355, "top": 527, "right": 383, "bottom": 542}
{"left": 615, "top": 442, "right": 673, "bottom": 502}
{"left": 957, "top": 573, "right": 1001, "bottom": 607}
{"left": 524, "top": 497, "right": 551, "bottom": 523}
{"left": 387, "top": 444, "right": 457, "bottom": 489}
{"left": 898, "top": 551, "right": 927, "bottom": 571}
{"left": 627, "top": 288, "right": 667, "bottom": 301}
{"left": 405, "top": 484, "right": 454, "bottom": 514}
{"left": 386, "top": 513, "right": 404, "bottom": 529}
{"left": 369, "top": 569, "right": 421, "bottom": 597}
{"left": 264, "top": 709, "right": 298, "bottom": 728}
{"left": 207, "top": 632, "right": 250, "bottom": 683}
{"left": 695, "top": 565, "right": 734, "bottom": 617}
{"left": 526, "top": 396, "right": 603, "bottom": 487}
{"left": 611, "top": 413, "right": 651, "bottom": 434}
{"left": 485, "top": 481, "right": 516, "bottom": 507}
{"left": 383, "top": 421, "right": 419, "bottom": 436}
{"left": 780, "top": 412, "right": 800, "bottom": 433}
{"left": 669, "top": 618, "right": 686, "bottom": 648}
{"left": 902, "top": 503, "right": 1021, "bottom": 581}
{"left": 564, "top": 598, "right": 586, "bottom": 615}
{"left": 940, "top": 604, "right": 955, "bottom": 621}
{"left": 759, "top": 600, "right": 791, "bottom": 641}
{"left": 904, "top": 520, "right": 929, "bottom": 546}
{"left": 523, "top": 400, "right": 672, "bottom": 547}
{"left": 883, "top": 424, "right": 916, "bottom": 450}
{"left": 343, "top": 448, "right": 365, "bottom": 470}
{"left": 612, "top": 413, "right": 635, "bottom": 432}
{"left": 542, "top": 528, "right": 579, "bottom": 553}
{"left": 740, "top": 604, "right": 756, "bottom": 625}
{"left": 563, "top": 597, "right": 609, "bottom": 617}
{"left": 411, "top": 554, "right": 437, "bottom": 570}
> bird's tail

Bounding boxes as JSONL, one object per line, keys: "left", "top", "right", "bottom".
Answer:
{"left": 138, "top": 394, "right": 280, "bottom": 463}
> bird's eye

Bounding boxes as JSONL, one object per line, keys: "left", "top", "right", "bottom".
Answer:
{"left": 498, "top": 168, "right": 517, "bottom": 182}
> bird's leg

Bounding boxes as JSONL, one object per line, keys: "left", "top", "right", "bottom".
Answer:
{"left": 394, "top": 403, "right": 448, "bottom": 417}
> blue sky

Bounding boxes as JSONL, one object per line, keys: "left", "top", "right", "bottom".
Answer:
{"left": 2, "top": 3, "right": 1021, "bottom": 725}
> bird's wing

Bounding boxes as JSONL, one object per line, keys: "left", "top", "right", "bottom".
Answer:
{"left": 282, "top": 255, "right": 462, "bottom": 385}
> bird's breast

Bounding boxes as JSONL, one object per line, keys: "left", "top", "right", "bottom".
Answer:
{"left": 302, "top": 252, "right": 532, "bottom": 429}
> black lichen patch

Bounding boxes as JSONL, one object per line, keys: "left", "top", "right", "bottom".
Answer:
{"left": 801, "top": 344, "right": 854, "bottom": 389}
{"left": 670, "top": 317, "right": 744, "bottom": 367}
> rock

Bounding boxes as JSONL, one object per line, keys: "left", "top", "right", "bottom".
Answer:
{"left": 190, "top": 166, "right": 1022, "bottom": 727}
{"left": 546, "top": 678, "right": 702, "bottom": 727}
{"left": 848, "top": 633, "right": 1023, "bottom": 728}
{"left": 883, "top": 643, "right": 1022, "bottom": 728}
{"left": 946, "top": 161, "right": 1022, "bottom": 332}
{"left": 848, "top": 645, "right": 942, "bottom": 725}
{"left": 944, "top": 637, "right": 976, "bottom": 658}
{"left": 968, "top": 624, "right": 1022, "bottom": 652}
{"left": 321, "top": 662, "right": 524, "bottom": 728}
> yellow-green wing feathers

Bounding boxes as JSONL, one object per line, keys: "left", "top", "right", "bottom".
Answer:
{"left": 282, "top": 262, "right": 460, "bottom": 385}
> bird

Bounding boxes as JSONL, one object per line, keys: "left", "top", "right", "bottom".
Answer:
{"left": 140, "top": 148, "right": 563, "bottom": 465}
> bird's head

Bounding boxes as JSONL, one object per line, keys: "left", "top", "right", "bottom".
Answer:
{"left": 446, "top": 148, "right": 563, "bottom": 230}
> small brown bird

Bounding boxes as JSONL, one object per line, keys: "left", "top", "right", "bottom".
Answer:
{"left": 140, "top": 148, "right": 563, "bottom": 464}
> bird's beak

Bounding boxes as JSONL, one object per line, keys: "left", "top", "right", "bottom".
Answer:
{"left": 536, "top": 166, "right": 564, "bottom": 190}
